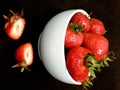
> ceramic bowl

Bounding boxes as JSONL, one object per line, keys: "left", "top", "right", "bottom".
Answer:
{"left": 38, "top": 9, "right": 90, "bottom": 85}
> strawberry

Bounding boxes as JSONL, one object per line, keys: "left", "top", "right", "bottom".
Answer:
{"left": 3, "top": 9, "right": 26, "bottom": 40}
{"left": 70, "top": 66, "right": 89, "bottom": 82}
{"left": 89, "top": 18, "right": 106, "bottom": 35}
{"left": 12, "top": 42, "right": 33, "bottom": 72}
{"left": 65, "top": 23, "right": 84, "bottom": 48}
{"left": 66, "top": 46, "right": 89, "bottom": 82}
{"left": 83, "top": 33, "right": 109, "bottom": 60}
{"left": 70, "top": 12, "right": 90, "bottom": 32}
{"left": 66, "top": 46, "right": 115, "bottom": 89}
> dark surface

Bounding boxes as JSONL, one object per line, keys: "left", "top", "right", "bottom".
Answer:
{"left": 0, "top": 0, "right": 120, "bottom": 90}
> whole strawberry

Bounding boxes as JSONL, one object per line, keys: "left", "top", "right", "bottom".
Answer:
{"left": 71, "top": 12, "right": 90, "bottom": 32}
{"left": 66, "top": 46, "right": 89, "bottom": 82}
{"left": 12, "top": 42, "right": 33, "bottom": 72}
{"left": 89, "top": 18, "right": 106, "bottom": 35}
{"left": 83, "top": 33, "right": 109, "bottom": 60}
{"left": 65, "top": 23, "right": 84, "bottom": 48}
{"left": 3, "top": 9, "right": 26, "bottom": 40}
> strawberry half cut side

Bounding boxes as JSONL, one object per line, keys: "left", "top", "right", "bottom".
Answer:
{"left": 12, "top": 42, "right": 34, "bottom": 72}
{"left": 3, "top": 9, "right": 26, "bottom": 40}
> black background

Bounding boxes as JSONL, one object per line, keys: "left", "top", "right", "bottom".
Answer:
{"left": 0, "top": 0, "right": 120, "bottom": 90}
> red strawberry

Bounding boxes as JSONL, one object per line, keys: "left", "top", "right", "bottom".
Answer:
{"left": 66, "top": 46, "right": 89, "bottom": 82}
{"left": 71, "top": 12, "right": 90, "bottom": 32}
{"left": 65, "top": 23, "right": 84, "bottom": 48}
{"left": 70, "top": 66, "right": 89, "bottom": 82}
{"left": 3, "top": 9, "right": 26, "bottom": 40}
{"left": 83, "top": 33, "right": 109, "bottom": 60}
{"left": 12, "top": 42, "right": 33, "bottom": 72}
{"left": 89, "top": 18, "right": 106, "bottom": 35}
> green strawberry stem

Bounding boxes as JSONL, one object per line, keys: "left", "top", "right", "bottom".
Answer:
{"left": 21, "top": 8, "right": 24, "bottom": 16}
{"left": 3, "top": 15, "right": 9, "bottom": 19}
{"left": 89, "top": 11, "right": 93, "bottom": 17}
{"left": 9, "top": 9, "right": 24, "bottom": 16}
{"left": 82, "top": 77, "right": 93, "bottom": 90}
{"left": 21, "top": 66, "right": 31, "bottom": 72}
{"left": 70, "top": 23, "right": 84, "bottom": 33}
{"left": 82, "top": 51, "right": 116, "bottom": 90}
{"left": 9, "top": 9, "right": 16, "bottom": 15}
{"left": 12, "top": 60, "right": 31, "bottom": 72}
{"left": 3, "top": 9, "right": 24, "bottom": 20}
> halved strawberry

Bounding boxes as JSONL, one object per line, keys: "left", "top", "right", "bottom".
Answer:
{"left": 65, "top": 23, "right": 84, "bottom": 48}
{"left": 12, "top": 42, "right": 33, "bottom": 72}
{"left": 70, "top": 12, "right": 90, "bottom": 32}
{"left": 3, "top": 9, "right": 26, "bottom": 40}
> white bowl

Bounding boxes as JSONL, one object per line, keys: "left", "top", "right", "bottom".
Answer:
{"left": 38, "top": 9, "right": 90, "bottom": 85}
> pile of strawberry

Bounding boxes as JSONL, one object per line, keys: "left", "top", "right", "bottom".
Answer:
{"left": 65, "top": 12, "right": 116, "bottom": 89}
{"left": 3, "top": 9, "right": 34, "bottom": 72}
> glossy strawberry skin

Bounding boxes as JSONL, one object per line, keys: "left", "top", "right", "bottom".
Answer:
{"left": 4, "top": 11, "right": 26, "bottom": 40}
{"left": 65, "top": 24, "right": 84, "bottom": 48}
{"left": 71, "top": 66, "right": 89, "bottom": 82}
{"left": 66, "top": 46, "right": 89, "bottom": 82}
{"left": 83, "top": 33, "right": 109, "bottom": 60}
{"left": 71, "top": 12, "right": 90, "bottom": 32}
{"left": 15, "top": 42, "right": 33, "bottom": 66}
{"left": 89, "top": 18, "right": 105, "bottom": 35}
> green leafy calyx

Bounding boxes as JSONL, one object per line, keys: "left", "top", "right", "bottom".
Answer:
{"left": 70, "top": 23, "right": 84, "bottom": 33}
{"left": 82, "top": 51, "right": 116, "bottom": 90}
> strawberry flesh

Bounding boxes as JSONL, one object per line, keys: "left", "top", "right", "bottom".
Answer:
{"left": 15, "top": 42, "right": 33, "bottom": 65}
{"left": 13, "top": 42, "right": 33, "bottom": 72}
{"left": 4, "top": 10, "right": 26, "bottom": 40}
